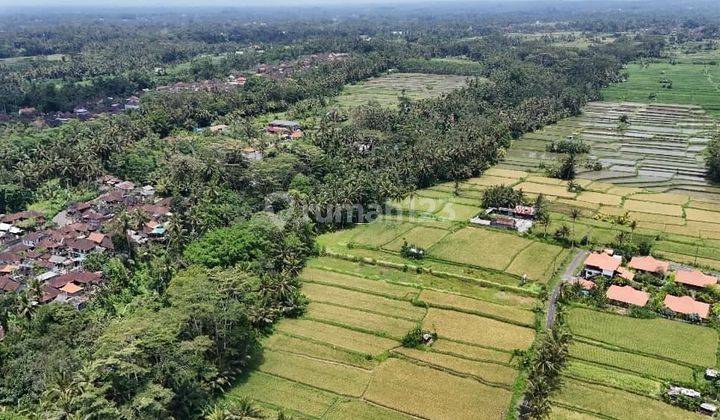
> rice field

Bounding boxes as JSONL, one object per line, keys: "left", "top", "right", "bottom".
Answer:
{"left": 334, "top": 72, "right": 469, "bottom": 108}
{"left": 603, "top": 62, "right": 720, "bottom": 116}
{"left": 227, "top": 213, "right": 542, "bottom": 418}
{"left": 553, "top": 378, "right": 705, "bottom": 420}
{"left": 568, "top": 307, "right": 717, "bottom": 366}
{"left": 551, "top": 307, "right": 719, "bottom": 420}
{"left": 500, "top": 101, "right": 719, "bottom": 196}
{"left": 436, "top": 167, "right": 720, "bottom": 274}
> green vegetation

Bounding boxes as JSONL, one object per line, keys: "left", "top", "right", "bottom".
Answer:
{"left": 603, "top": 62, "right": 720, "bottom": 115}
{"left": 568, "top": 307, "right": 717, "bottom": 366}
{"left": 333, "top": 72, "right": 469, "bottom": 108}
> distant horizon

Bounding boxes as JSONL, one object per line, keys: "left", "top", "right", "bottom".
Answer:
{"left": 0, "top": 0, "right": 654, "bottom": 9}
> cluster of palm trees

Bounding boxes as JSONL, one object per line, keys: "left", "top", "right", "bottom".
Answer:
{"left": 519, "top": 309, "right": 573, "bottom": 419}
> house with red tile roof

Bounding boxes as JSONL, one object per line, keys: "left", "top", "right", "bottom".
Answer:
{"left": 629, "top": 256, "right": 669, "bottom": 276}
{"left": 583, "top": 252, "right": 622, "bottom": 278}
{"left": 664, "top": 295, "right": 710, "bottom": 319}
{"left": 606, "top": 285, "right": 649, "bottom": 307}
{"left": 675, "top": 270, "right": 717, "bottom": 289}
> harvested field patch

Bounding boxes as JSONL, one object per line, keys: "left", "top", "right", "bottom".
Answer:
{"left": 514, "top": 182, "right": 577, "bottom": 199}
{"left": 623, "top": 200, "right": 683, "bottom": 217}
{"left": 565, "top": 360, "right": 662, "bottom": 397}
{"left": 263, "top": 334, "right": 377, "bottom": 369}
{"left": 364, "top": 358, "right": 512, "bottom": 420}
{"left": 429, "top": 227, "right": 531, "bottom": 270}
{"left": 607, "top": 186, "right": 643, "bottom": 196}
{"left": 335, "top": 73, "right": 468, "bottom": 108}
{"left": 576, "top": 191, "right": 623, "bottom": 206}
{"left": 485, "top": 167, "right": 528, "bottom": 179}
{"left": 655, "top": 251, "right": 720, "bottom": 271}
{"left": 392, "top": 195, "right": 445, "bottom": 214}
{"left": 685, "top": 207, "right": 720, "bottom": 223}
{"left": 305, "top": 302, "right": 417, "bottom": 339}
{"left": 689, "top": 200, "right": 720, "bottom": 212}
{"left": 301, "top": 283, "right": 425, "bottom": 320}
{"left": 300, "top": 267, "right": 418, "bottom": 299}
{"left": 225, "top": 372, "right": 336, "bottom": 417}
{"left": 350, "top": 221, "right": 415, "bottom": 247}
{"left": 435, "top": 202, "right": 483, "bottom": 220}
{"left": 394, "top": 347, "right": 518, "bottom": 386}
{"left": 627, "top": 212, "right": 686, "bottom": 225}
{"left": 465, "top": 175, "right": 519, "bottom": 187}
{"left": 423, "top": 308, "right": 535, "bottom": 351}
{"left": 549, "top": 405, "right": 601, "bottom": 420}
{"left": 324, "top": 400, "right": 412, "bottom": 420}
{"left": 419, "top": 289, "right": 535, "bottom": 326}
{"left": 630, "top": 193, "right": 689, "bottom": 206}
{"left": 258, "top": 350, "right": 372, "bottom": 397}
{"left": 568, "top": 308, "right": 717, "bottom": 366}
{"left": 277, "top": 319, "right": 398, "bottom": 356}
{"left": 431, "top": 339, "right": 513, "bottom": 364}
{"left": 526, "top": 176, "right": 570, "bottom": 186}
{"left": 554, "top": 199, "right": 599, "bottom": 212}
{"left": 585, "top": 182, "right": 614, "bottom": 192}
{"left": 306, "top": 256, "right": 536, "bottom": 307}
{"left": 506, "top": 242, "right": 564, "bottom": 283}
{"left": 554, "top": 378, "right": 704, "bottom": 420}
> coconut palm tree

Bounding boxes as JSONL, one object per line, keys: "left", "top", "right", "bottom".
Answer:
{"left": 569, "top": 208, "right": 581, "bottom": 248}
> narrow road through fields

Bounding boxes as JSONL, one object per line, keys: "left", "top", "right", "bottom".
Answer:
{"left": 546, "top": 249, "right": 588, "bottom": 328}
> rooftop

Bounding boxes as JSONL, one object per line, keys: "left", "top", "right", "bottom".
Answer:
{"left": 664, "top": 295, "right": 710, "bottom": 319}
{"left": 675, "top": 270, "right": 717, "bottom": 288}
{"left": 584, "top": 252, "right": 621, "bottom": 273}
{"left": 606, "top": 285, "right": 649, "bottom": 307}
{"left": 629, "top": 256, "right": 669, "bottom": 274}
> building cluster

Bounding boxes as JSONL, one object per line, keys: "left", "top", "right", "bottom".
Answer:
{"left": 255, "top": 52, "right": 350, "bottom": 79}
{"left": 0, "top": 176, "right": 171, "bottom": 309}
{"left": 265, "top": 119, "right": 303, "bottom": 140}
{"left": 9, "top": 96, "right": 142, "bottom": 128}
{"left": 470, "top": 205, "right": 537, "bottom": 233}
{"left": 576, "top": 250, "right": 718, "bottom": 320}
{"left": 155, "top": 74, "right": 247, "bottom": 94}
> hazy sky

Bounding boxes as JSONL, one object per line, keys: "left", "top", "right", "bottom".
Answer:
{"left": 3, "top": 0, "right": 511, "bottom": 8}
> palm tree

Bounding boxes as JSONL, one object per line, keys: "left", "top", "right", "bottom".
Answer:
{"left": 569, "top": 208, "right": 581, "bottom": 248}
{"left": 204, "top": 399, "right": 264, "bottom": 420}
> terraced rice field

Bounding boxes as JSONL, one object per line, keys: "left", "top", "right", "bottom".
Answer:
{"left": 225, "top": 232, "right": 540, "bottom": 419}
{"left": 426, "top": 168, "right": 720, "bottom": 273}
{"left": 334, "top": 72, "right": 469, "bottom": 108}
{"left": 222, "top": 184, "right": 552, "bottom": 418}
{"left": 501, "top": 101, "right": 719, "bottom": 196}
{"left": 551, "top": 307, "right": 718, "bottom": 420}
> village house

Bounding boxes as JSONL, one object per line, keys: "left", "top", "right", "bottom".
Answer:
{"left": 583, "top": 251, "right": 622, "bottom": 278}
{"left": 675, "top": 269, "right": 717, "bottom": 289}
{"left": 663, "top": 295, "right": 710, "bottom": 319}
{"left": 629, "top": 255, "right": 669, "bottom": 277}
{"left": 606, "top": 284, "right": 649, "bottom": 307}
{"left": 0, "top": 176, "right": 172, "bottom": 309}
{"left": 266, "top": 120, "right": 301, "bottom": 135}
{"left": 569, "top": 278, "right": 596, "bottom": 291}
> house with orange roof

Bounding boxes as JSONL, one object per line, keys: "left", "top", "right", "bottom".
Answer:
{"left": 606, "top": 285, "right": 649, "bottom": 307}
{"left": 59, "top": 282, "right": 84, "bottom": 297}
{"left": 629, "top": 256, "right": 669, "bottom": 276}
{"left": 675, "top": 270, "right": 717, "bottom": 289}
{"left": 664, "top": 295, "right": 710, "bottom": 319}
{"left": 583, "top": 252, "right": 622, "bottom": 278}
